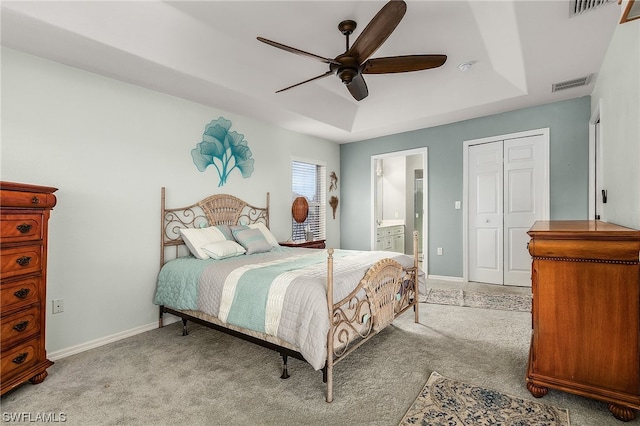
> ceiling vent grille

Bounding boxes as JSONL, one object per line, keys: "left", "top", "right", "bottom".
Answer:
{"left": 570, "top": 0, "right": 612, "bottom": 17}
{"left": 552, "top": 74, "right": 594, "bottom": 92}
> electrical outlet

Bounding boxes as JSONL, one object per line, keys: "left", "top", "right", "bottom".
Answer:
{"left": 52, "top": 299, "right": 64, "bottom": 314}
{"left": 455, "top": 201, "right": 461, "bottom": 210}
{"left": 437, "top": 247, "right": 443, "bottom": 256}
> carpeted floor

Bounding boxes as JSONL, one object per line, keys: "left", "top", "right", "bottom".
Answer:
{"left": 1, "top": 281, "right": 636, "bottom": 425}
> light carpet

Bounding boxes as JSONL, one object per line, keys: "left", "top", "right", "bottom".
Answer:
{"left": 1, "top": 300, "right": 633, "bottom": 425}
{"left": 399, "top": 371, "right": 570, "bottom": 426}
{"left": 421, "top": 288, "right": 532, "bottom": 312}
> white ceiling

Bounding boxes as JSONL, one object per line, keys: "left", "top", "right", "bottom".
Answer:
{"left": 0, "top": 1, "right": 622, "bottom": 143}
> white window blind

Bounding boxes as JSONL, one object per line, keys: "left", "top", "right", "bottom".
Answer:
{"left": 292, "top": 160, "right": 326, "bottom": 241}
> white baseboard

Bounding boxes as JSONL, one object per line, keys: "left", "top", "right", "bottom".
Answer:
{"left": 48, "top": 315, "right": 181, "bottom": 361}
{"left": 427, "top": 274, "right": 464, "bottom": 282}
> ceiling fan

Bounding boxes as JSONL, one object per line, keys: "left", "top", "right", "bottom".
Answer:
{"left": 257, "top": 0, "right": 447, "bottom": 101}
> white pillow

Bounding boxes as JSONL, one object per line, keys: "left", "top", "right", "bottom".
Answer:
{"left": 248, "top": 222, "right": 279, "bottom": 247}
{"left": 179, "top": 226, "right": 227, "bottom": 259}
{"left": 201, "top": 240, "right": 247, "bottom": 260}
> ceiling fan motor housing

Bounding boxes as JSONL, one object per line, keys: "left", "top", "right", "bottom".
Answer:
{"left": 332, "top": 55, "right": 360, "bottom": 84}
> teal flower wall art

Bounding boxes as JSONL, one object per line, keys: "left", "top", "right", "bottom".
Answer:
{"left": 191, "top": 117, "right": 255, "bottom": 187}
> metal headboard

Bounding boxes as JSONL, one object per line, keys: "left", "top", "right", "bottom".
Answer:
{"left": 160, "top": 187, "right": 270, "bottom": 267}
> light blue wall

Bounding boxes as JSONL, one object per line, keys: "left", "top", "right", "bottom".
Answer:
{"left": 340, "top": 97, "right": 591, "bottom": 278}
{"left": 1, "top": 48, "right": 340, "bottom": 356}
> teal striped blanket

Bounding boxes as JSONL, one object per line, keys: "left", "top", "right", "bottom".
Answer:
{"left": 155, "top": 247, "right": 418, "bottom": 370}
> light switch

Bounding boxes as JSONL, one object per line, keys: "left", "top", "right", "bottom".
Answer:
{"left": 454, "top": 201, "right": 461, "bottom": 209}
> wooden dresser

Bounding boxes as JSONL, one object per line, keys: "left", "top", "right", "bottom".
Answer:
{"left": 526, "top": 220, "right": 640, "bottom": 421}
{"left": 1, "top": 181, "right": 57, "bottom": 395}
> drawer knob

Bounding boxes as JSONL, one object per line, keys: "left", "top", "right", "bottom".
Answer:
{"left": 16, "top": 256, "right": 31, "bottom": 266}
{"left": 31, "top": 196, "right": 40, "bottom": 205}
{"left": 16, "top": 256, "right": 32, "bottom": 267}
{"left": 16, "top": 223, "right": 33, "bottom": 234}
{"left": 14, "top": 288, "right": 31, "bottom": 299}
{"left": 13, "top": 321, "right": 29, "bottom": 332}
{"left": 12, "top": 352, "right": 28, "bottom": 365}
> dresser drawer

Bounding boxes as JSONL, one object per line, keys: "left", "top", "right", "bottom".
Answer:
{"left": 1, "top": 306, "right": 40, "bottom": 348}
{"left": 1, "top": 278, "right": 40, "bottom": 312}
{"left": 1, "top": 337, "right": 41, "bottom": 380}
{"left": 0, "top": 214, "right": 43, "bottom": 243}
{"left": 0, "top": 189, "right": 57, "bottom": 209}
{"left": 0, "top": 246, "right": 43, "bottom": 279}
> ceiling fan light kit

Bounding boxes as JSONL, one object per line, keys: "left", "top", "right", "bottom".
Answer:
{"left": 257, "top": 0, "right": 447, "bottom": 101}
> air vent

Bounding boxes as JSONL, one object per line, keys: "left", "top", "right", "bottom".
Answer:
{"left": 552, "top": 74, "right": 593, "bottom": 92}
{"left": 570, "top": 0, "right": 612, "bottom": 17}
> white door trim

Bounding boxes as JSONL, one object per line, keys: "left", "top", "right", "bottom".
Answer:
{"left": 462, "top": 128, "right": 550, "bottom": 283}
{"left": 371, "top": 147, "right": 428, "bottom": 273}
{"left": 589, "top": 99, "right": 602, "bottom": 221}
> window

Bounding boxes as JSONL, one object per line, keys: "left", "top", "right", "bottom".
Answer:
{"left": 291, "top": 159, "right": 326, "bottom": 241}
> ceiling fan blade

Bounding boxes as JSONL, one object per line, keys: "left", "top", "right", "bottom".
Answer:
{"left": 275, "top": 70, "right": 334, "bottom": 93}
{"left": 257, "top": 37, "right": 341, "bottom": 66}
{"left": 347, "top": 0, "right": 407, "bottom": 63}
{"left": 362, "top": 55, "right": 447, "bottom": 74}
{"left": 346, "top": 74, "right": 369, "bottom": 101}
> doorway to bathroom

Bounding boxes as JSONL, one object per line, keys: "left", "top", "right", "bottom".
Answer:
{"left": 371, "top": 147, "right": 428, "bottom": 271}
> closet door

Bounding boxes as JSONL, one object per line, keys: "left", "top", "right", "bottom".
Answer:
{"left": 468, "top": 134, "right": 547, "bottom": 286}
{"left": 469, "top": 141, "right": 504, "bottom": 285}
{"left": 503, "top": 135, "right": 546, "bottom": 286}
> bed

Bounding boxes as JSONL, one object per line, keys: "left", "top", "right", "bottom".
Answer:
{"left": 155, "top": 188, "right": 421, "bottom": 402}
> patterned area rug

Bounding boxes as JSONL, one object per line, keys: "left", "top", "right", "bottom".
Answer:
{"left": 420, "top": 288, "right": 532, "bottom": 312}
{"left": 399, "top": 372, "right": 570, "bottom": 426}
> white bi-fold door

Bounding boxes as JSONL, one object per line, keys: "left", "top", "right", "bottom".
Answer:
{"left": 467, "top": 131, "right": 549, "bottom": 286}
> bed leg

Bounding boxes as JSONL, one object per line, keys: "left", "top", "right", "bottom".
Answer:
{"left": 181, "top": 318, "right": 188, "bottom": 336}
{"left": 322, "top": 365, "right": 328, "bottom": 383}
{"left": 280, "top": 354, "right": 290, "bottom": 379}
{"left": 158, "top": 306, "right": 164, "bottom": 328}
{"left": 413, "top": 230, "right": 420, "bottom": 324}
{"left": 414, "top": 270, "right": 420, "bottom": 323}
{"left": 326, "top": 248, "right": 334, "bottom": 403}
{"left": 326, "top": 364, "right": 333, "bottom": 403}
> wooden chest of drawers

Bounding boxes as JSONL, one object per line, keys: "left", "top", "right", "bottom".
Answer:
{"left": 0, "top": 181, "right": 57, "bottom": 395}
{"left": 526, "top": 220, "right": 640, "bottom": 421}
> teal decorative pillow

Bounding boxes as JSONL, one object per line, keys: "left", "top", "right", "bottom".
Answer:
{"left": 214, "top": 224, "right": 234, "bottom": 241}
{"left": 232, "top": 227, "right": 273, "bottom": 255}
{"left": 229, "top": 225, "right": 248, "bottom": 235}
{"left": 248, "top": 222, "right": 279, "bottom": 247}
